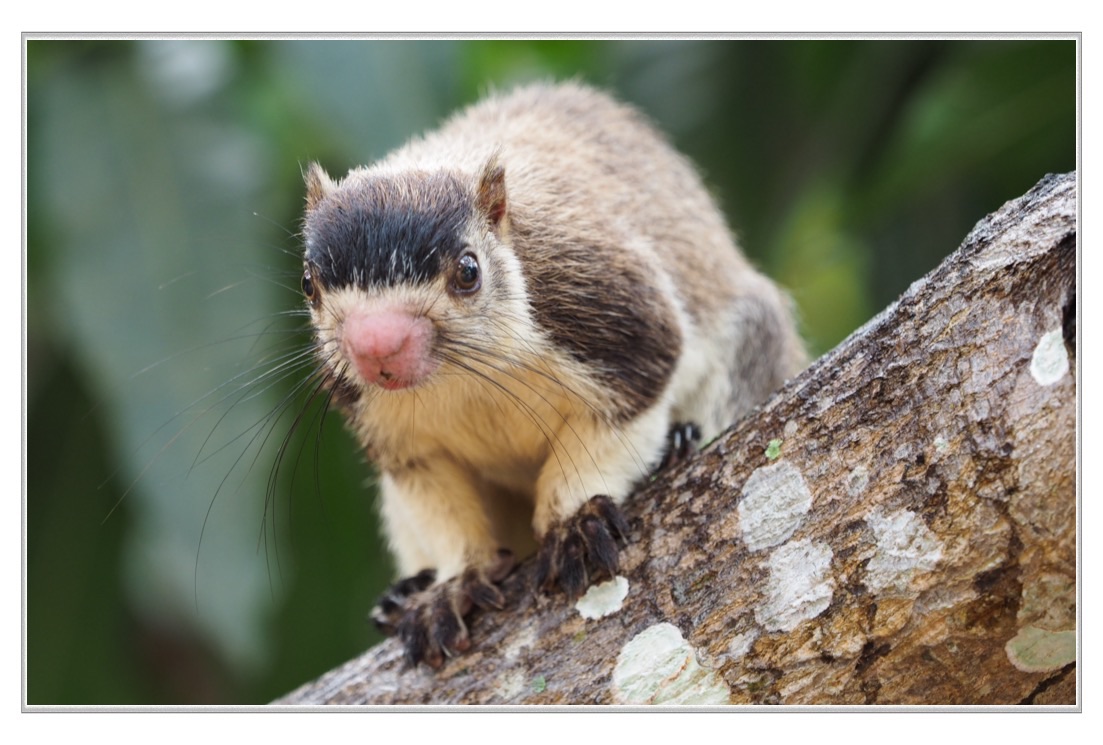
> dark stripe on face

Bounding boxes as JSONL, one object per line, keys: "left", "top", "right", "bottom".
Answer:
{"left": 304, "top": 171, "right": 473, "bottom": 290}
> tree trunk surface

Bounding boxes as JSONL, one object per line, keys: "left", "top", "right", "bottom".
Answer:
{"left": 276, "top": 172, "right": 1077, "bottom": 706}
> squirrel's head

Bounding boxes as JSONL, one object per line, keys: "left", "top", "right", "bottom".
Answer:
{"left": 300, "top": 157, "right": 529, "bottom": 400}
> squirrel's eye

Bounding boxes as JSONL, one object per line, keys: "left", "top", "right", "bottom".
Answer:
{"left": 453, "top": 253, "right": 481, "bottom": 294}
{"left": 302, "top": 267, "right": 319, "bottom": 306}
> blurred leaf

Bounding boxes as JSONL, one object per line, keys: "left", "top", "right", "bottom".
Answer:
{"left": 33, "top": 40, "right": 287, "bottom": 675}
{"left": 27, "top": 352, "right": 145, "bottom": 703}
{"left": 772, "top": 181, "right": 873, "bottom": 355}
{"left": 860, "top": 41, "right": 1075, "bottom": 220}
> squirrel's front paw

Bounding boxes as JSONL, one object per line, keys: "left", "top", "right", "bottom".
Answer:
{"left": 534, "top": 494, "right": 629, "bottom": 598}
{"left": 373, "top": 549, "right": 515, "bottom": 669}
{"left": 370, "top": 568, "right": 437, "bottom": 636}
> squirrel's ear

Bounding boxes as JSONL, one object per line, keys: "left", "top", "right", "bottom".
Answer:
{"left": 475, "top": 156, "right": 509, "bottom": 235}
{"left": 303, "top": 162, "right": 335, "bottom": 212}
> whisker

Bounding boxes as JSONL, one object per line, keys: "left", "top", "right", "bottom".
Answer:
{"left": 440, "top": 334, "right": 649, "bottom": 487}
{"left": 187, "top": 345, "right": 327, "bottom": 472}
{"left": 433, "top": 349, "right": 582, "bottom": 494}
{"left": 471, "top": 312, "right": 652, "bottom": 478}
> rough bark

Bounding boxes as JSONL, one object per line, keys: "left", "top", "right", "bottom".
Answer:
{"left": 277, "top": 172, "right": 1077, "bottom": 706}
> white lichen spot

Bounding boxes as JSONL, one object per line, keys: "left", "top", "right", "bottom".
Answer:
{"left": 846, "top": 465, "right": 870, "bottom": 498}
{"left": 502, "top": 624, "right": 538, "bottom": 661}
{"left": 494, "top": 669, "right": 528, "bottom": 701}
{"left": 1030, "top": 328, "right": 1069, "bottom": 386}
{"left": 1005, "top": 625, "right": 1076, "bottom": 673}
{"left": 934, "top": 434, "right": 950, "bottom": 454}
{"left": 864, "top": 509, "right": 943, "bottom": 593}
{"left": 1019, "top": 572, "right": 1076, "bottom": 629}
{"left": 575, "top": 575, "right": 629, "bottom": 620}
{"left": 738, "top": 460, "right": 813, "bottom": 551}
{"left": 726, "top": 630, "right": 759, "bottom": 661}
{"left": 754, "top": 539, "right": 835, "bottom": 632}
{"left": 612, "top": 623, "right": 731, "bottom": 705}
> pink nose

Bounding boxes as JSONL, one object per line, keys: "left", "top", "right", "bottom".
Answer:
{"left": 341, "top": 308, "right": 437, "bottom": 389}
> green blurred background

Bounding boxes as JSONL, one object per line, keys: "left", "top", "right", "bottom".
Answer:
{"left": 25, "top": 39, "right": 1076, "bottom": 705}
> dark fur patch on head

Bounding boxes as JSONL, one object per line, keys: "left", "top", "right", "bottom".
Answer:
{"left": 304, "top": 171, "right": 474, "bottom": 290}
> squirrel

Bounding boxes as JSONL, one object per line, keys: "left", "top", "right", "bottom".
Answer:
{"left": 299, "top": 81, "right": 805, "bottom": 668}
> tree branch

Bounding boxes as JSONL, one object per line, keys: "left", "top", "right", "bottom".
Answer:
{"left": 277, "top": 172, "right": 1077, "bottom": 706}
